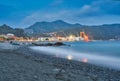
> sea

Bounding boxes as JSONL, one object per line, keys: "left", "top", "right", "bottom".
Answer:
{"left": 30, "top": 41, "right": 120, "bottom": 70}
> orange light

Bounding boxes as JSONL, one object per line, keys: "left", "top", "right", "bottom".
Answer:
{"left": 82, "top": 58, "right": 88, "bottom": 63}
{"left": 80, "top": 32, "right": 89, "bottom": 42}
{"left": 84, "top": 35, "right": 89, "bottom": 42}
{"left": 57, "top": 36, "right": 61, "bottom": 39}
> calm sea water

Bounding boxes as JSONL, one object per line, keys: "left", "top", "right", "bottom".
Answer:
{"left": 30, "top": 41, "right": 120, "bottom": 70}
{"left": 63, "top": 41, "right": 120, "bottom": 57}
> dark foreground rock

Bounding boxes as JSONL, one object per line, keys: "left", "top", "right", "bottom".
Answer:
{"left": 32, "top": 42, "right": 70, "bottom": 46}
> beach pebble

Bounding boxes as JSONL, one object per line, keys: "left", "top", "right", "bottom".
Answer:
{"left": 54, "top": 73, "right": 64, "bottom": 80}
{"left": 53, "top": 68, "right": 61, "bottom": 72}
{"left": 14, "top": 64, "right": 19, "bottom": 68}
{"left": 33, "top": 75, "right": 38, "bottom": 79}
{"left": 53, "top": 68, "right": 65, "bottom": 73}
{"left": 2, "top": 69, "right": 8, "bottom": 73}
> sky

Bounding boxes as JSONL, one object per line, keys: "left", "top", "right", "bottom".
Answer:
{"left": 0, "top": 0, "right": 120, "bottom": 28}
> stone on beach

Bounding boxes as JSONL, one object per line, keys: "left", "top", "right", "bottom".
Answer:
{"left": 0, "top": 42, "right": 120, "bottom": 81}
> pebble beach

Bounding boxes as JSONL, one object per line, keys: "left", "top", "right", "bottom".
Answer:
{"left": 0, "top": 42, "right": 120, "bottom": 81}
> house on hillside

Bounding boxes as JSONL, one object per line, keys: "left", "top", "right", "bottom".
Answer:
{"left": 0, "top": 35, "right": 6, "bottom": 41}
{"left": 6, "top": 33, "right": 17, "bottom": 40}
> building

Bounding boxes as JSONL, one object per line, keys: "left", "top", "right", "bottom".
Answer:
{"left": 0, "top": 35, "right": 6, "bottom": 41}
{"left": 6, "top": 33, "right": 16, "bottom": 40}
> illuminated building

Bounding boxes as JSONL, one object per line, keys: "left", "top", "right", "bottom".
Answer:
{"left": 0, "top": 35, "right": 5, "bottom": 41}
{"left": 80, "top": 32, "right": 89, "bottom": 42}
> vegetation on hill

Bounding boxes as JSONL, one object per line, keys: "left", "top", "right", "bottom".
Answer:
{"left": 0, "top": 20, "right": 120, "bottom": 40}
{"left": 0, "top": 24, "right": 26, "bottom": 37}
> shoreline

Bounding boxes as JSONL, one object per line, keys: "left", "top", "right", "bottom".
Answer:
{"left": 0, "top": 43, "right": 120, "bottom": 81}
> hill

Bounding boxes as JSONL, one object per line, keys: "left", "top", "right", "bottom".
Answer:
{"left": 0, "top": 24, "right": 26, "bottom": 37}
{"left": 25, "top": 20, "right": 120, "bottom": 40}
{"left": 56, "top": 24, "right": 120, "bottom": 40}
{"left": 1, "top": 21, "right": 120, "bottom": 40}
{"left": 25, "top": 20, "right": 82, "bottom": 34}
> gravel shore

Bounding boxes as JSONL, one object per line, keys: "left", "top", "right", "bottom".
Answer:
{"left": 0, "top": 43, "right": 120, "bottom": 81}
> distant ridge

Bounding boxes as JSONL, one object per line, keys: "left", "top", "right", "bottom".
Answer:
{"left": 25, "top": 20, "right": 82, "bottom": 34}
{"left": 56, "top": 24, "right": 120, "bottom": 40}
{"left": 0, "top": 20, "right": 120, "bottom": 40}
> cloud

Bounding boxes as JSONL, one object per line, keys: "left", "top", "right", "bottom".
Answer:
{"left": 80, "top": 5, "right": 91, "bottom": 12}
{"left": 18, "top": 0, "right": 120, "bottom": 27}
{"left": 0, "top": 0, "right": 120, "bottom": 28}
{"left": 91, "top": 0, "right": 120, "bottom": 15}
{"left": 21, "top": 10, "right": 70, "bottom": 26}
{"left": 50, "top": 0, "right": 64, "bottom": 6}
{"left": 76, "top": 0, "right": 120, "bottom": 17}
{"left": 21, "top": 3, "right": 100, "bottom": 25}
{"left": 76, "top": 4, "right": 100, "bottom": 17}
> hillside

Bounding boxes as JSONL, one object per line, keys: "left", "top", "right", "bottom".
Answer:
{"left": 0, "top": 21, "right": 120, "bottom": 40}
{"left": 25, "top": 20, "right": 82, "bottom": 34}
{"left": 0, "top": 24, "right": 26, "bottom": 37}
{"left": 24, "top": 20, "right": 120, "bottom": 40}
{"left": 56, "top": 24, "right": 120, "bottom": 40}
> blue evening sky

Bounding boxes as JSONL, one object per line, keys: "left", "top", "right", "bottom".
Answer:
{"left": 0, "top": 0, "right": 120, "bottom": 28}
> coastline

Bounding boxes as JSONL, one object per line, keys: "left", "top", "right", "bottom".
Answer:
{"left": 0, "top": 43, "right": 120, "bottom": 81}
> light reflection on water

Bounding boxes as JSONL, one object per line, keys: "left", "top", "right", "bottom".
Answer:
{"left": 67, "top": 55, "right": 73, "bottom": 60}
{"left": 30, "top": 44, "right": 120, "bottom": 70}
{"left": 82, "top": 58, "right": 88, "bottom": 63}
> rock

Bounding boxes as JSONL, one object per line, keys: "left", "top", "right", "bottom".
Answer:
{"left": 53, "top": 68, "right": 61, "bottom": 72}
{"left": 34, "top": 59, "right": 43, "bottom": 63}
{"left": 54, "top": 42, "right": 66, "bottom": 46}
{"left": 33, "top": 75, "right": 38, "bottom": 79}
{"left": 14, "top": 64, "right": 19, "bottom": 68}
{"left": 53, "top": 68, "right": 65, "bottom": 73}
{"left": 55, "top": 73, "right": 64, "bottom": 80}
{"left": 2, "top": 69, "right": 8, "bottom": 73}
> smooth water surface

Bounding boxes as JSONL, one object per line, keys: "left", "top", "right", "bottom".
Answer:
{"left": 30, "top": 41, "right": 120, "bottom": 70}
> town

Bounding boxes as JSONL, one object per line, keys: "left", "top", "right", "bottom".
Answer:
{"left": 0, "top": 31, "right": 89, "bottom": 42}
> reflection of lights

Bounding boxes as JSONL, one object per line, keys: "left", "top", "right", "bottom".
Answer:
{"left": 82, "top": 58, "right": 88, "bottom": 63}
{"left": 67, "top": 55, "right": 73, "bottom": 60}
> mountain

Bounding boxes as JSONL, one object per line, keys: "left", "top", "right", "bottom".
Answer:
{"left": 0, "top": 24, "right": 26, "bottom": 37}
{"left": 25, "top": 20, "right": 82, "bottom": 34}
{"left": 1, "top": 21, "right": 120, "bottom": 40}
{"left": 25, "top": 20, "right": 120, "bottom": 40}
{"left": 56, "top": 24, "right": 120, "bottom": 40}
